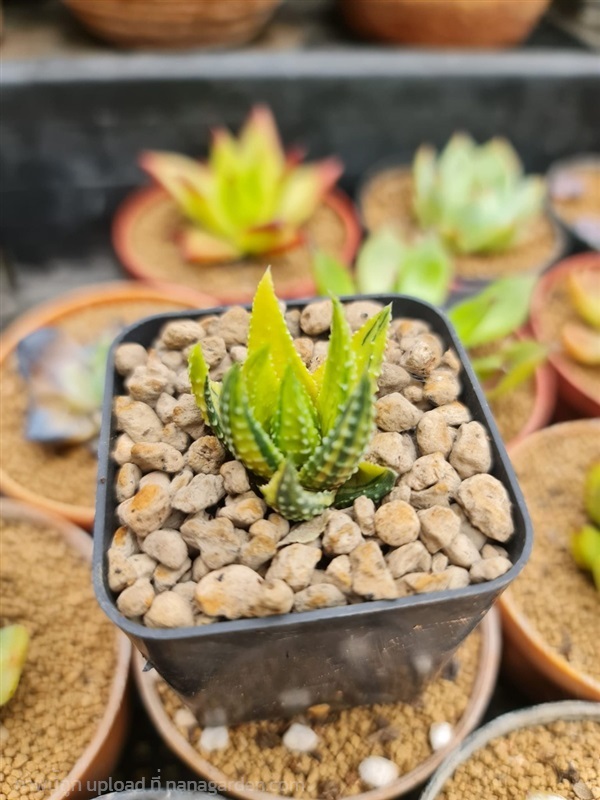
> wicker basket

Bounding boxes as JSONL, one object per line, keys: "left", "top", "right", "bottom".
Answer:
{"left": 340, "top": 0, "right": 552, "bottom": 48}
{"left": 62, "top": 0, "right": 282, "bottom": 49}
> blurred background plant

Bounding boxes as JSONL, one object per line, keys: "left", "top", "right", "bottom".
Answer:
{"left": 0, "top": 625, "right": 29, "bottom": 706}
{"left": 571, "top": 463, "right": 600, "bottom": 591}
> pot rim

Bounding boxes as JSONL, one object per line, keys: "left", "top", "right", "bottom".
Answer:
{"left": 356, "top": 161, "right": 567, "bottom": 290}
{"left": 547, "top": 153, "right": 600, "bottom": 241}
{"left": 530, "top": 253, "right": 600, "bottom": 417}
{"left": 499, "top": 419, "right": 600, "bottom": 701}
{"left": 133, "top": 609, "right": 501, "bottom": 800}
{"left": 111, "top": 185, "right": 362, "bottom": 304}
{"left": 420, "top": 699, "right": 600, "bottom": 799}
{"left": 94, "top": 292, "right": 532, "bottom": 642}
{"left": 0, "top": 497, "right": 132, "bottom": 800}
{"left": 0, "top": 281, "right": 212, "bottom": 529}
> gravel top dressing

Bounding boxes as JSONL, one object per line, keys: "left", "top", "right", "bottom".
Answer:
{"left": 0, "top": 299, "right": 194, "bottom": 508}
{"left": 488, "top": 378, "right": 535, "bottom": 444}
{"left": 361, "top": 168, "right": 559, "bottom": 281}
{"left": 509, "top": 423, "right": 600, "bottom": 684}
{"left": 156, "top": 626, "right": 482, "bottom": 797}
{"left": 437, "top": 719, "right": 600, "bottom": 800}
{"left": 0, "top": 517, "right": 117, "bottom": 799}
{"left": 125, "top": 195, "right": 348, "bottom": 297}
{"left": 108, "top": 289, "right": 518, "bottom": 629}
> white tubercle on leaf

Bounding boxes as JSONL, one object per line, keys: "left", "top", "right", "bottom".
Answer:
{"left": 358, "top": 756, "right": 400, "bottom": 789}
{"left": 429, "top": 721, "right": 454, "bottom": 751}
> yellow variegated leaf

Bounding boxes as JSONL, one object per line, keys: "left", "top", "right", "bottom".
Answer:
{"left": 242, "top": 344, "right": 280, "bottom": 427}
{"left": 317, "top": 298, "right": 356, "bottom": 435}
{"left": 351, "top": 305, "right": 392, "bottom": 383}
{"left": 261, "top": 459, "right": 336, "bottom": 521}
{"left": 271, "top": 367, "right": 321, "bottom": 467}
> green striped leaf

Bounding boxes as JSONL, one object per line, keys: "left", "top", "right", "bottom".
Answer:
{"left": 189, "top": 343, "right": 210, "bottom": 420}
{"left": 271, "top": 367, "right": 321, "bottom": 467}
{"left": 352, "top": 304, "right": 392, "bottom": 383}
{"left": 260, "top": 459, "right": 336, "bottom": 521}
{"left": 219, "top": 365, "right": 283, "bottom": 479}
{"left": 317, "top": 298, "right": 356, "bottom": 435}
{"left": 334, "top": 463, "right": 398, "bottom": 508}
{"left": 242, "top": 343, "right": 280, "bottom": 427}
{"left": 299, "top": 374, "right": 374, "bottom": 492}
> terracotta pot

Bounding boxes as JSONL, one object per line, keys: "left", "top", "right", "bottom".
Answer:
{"left": 133, "top": 611, "right": 501, "bottom": 800}
{"left": 547, "top": 154, "right": 600, "bottom": 252}
{"left": 0, "top": 281, "right": 215, "bottom": 530}
{"left": 530, "top": 253, "right": 600, "bottom": 418}
{"left": 359, "top": 165, "right": 566, "bottom": 292}
{"left": 0, "top": 498, "right": 132, "bottom": 800}
{"left": 499, "top": 420, "right": 600, "bottom": 703}
{"left": 62, "top": 0, "right": 281, "bottom": 49}
{"left": 340, "top": 0, "right": 551, "bottom": 48}
{"left": 112, "top": 186, "right": 361, "bottom": 305}
{"left": 421, "top": 700, "right": 600, "bottom": 799}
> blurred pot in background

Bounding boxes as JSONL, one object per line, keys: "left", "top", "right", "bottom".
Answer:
{"left": 340, "top": 0, "right": 551, "bottom": 48}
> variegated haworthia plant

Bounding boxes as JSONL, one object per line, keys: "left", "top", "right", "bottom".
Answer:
{"left": 189, "top": 271, "right": 397, "bottom": 520}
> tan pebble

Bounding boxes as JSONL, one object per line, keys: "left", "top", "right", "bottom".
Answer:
{"left": 345, "top": 300, "right": 384, "bottom": 332}
{"left": 114, "top": 343, "right": 148, "bottom": 375}
{"left": 131, "top": 442, "right": 184, "bottom": 473}
{"left": 251, "top": 579, "right": 295, "bottom": 617}
{"left": 450, "top": 422, "right": 492, "bottom": 479}
{"left": 417, "top": 411, "right": 453, "bottom": 457}
{"left": 293, "top": 584, "right": 347, "bottom": 612}
{"left": 196, "top": 565, "right": 263, "bottom": 619}
{"left": 116, "top": 578, "right": 155, "bottom": 618}
{"left": 323, "top": 511, "right": 364, "bottom": 555}
{"left": 141, "top": 529, "right": 189, "bottom": 570}
{"left": 350, "top": 541, "right": 397, "bottom": 600}
{"left": 300, "top": 300, "right": 333, "bottom": 335}
{"left": 220, "top": 460, "right": 251, "bottom": 494}
{"left": 418, "top": 506, "right": 460, "bottom": 553}
{"left": 217, "top": 306, "right": 250, "bottom": 346}
{"left": 107, "top": 548, "right": 137, "bottom": 592}
{"left": 115, "top": 462, "right": 142, "bottom": 502}
{"left": 443, "top": 532, "right": 482, "bottom": 568}
{"left": 218, "top": 495, "right": 267, "bottom": 528}
{"left": 375, "top": 393, "right": 423, "bottom": 432}
{"left": 325, "top": 555, "right": 353, "bottom": 594}
{"left": 181, "top": 517, "right": 245, "bottom": 570}
{"left": 423, "top": 368, "right": 462, "bottom": 406}
{"left": 172, "top": 473, "right": 226, "bottom": 514}
{"left": 353, "top": 496, "right": 376, "bottom": 536}
{"left": 160, "top": 320, "right": 204, "bottom": 349}
{"left": 144, "top": 591, "right": 195, "bottom": 628}
{"left": 386, "top": 541, "right": 432, "bottom": 578}
{"left": 113, "top": 396, "right": 163, "bottom": 443}
{"left": 112, "top": 432, "right": 135, "bottom": 465}
{"left": 470, "top": 556, "right": 512, "bottom": 583}
{"left": 375, "top": 501, "right": 420, "bottom": 546}
{"left": 457, "top": 474, "right": 514, "bottom": 543}
{"left": 186, "top": 436, "right": 227, "bottom": 474}
{"left": 153, "top": 558, "right": 192, "bottom": 593}
{"left": 366, "top": 431, "right": 416, "bottom": 472}
{"left": 117, "top": 485, "right": 171, "bottom": 538}
{"left": 266, "top": 544, "right": 321, "bottom": 591}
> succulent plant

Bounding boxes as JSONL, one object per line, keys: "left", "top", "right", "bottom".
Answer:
{"left": 17, "top": 328, "right": 112, "bottom": 446}
{"left": 412, "top": 133, "right": 546, "bottom": 255}
{"left": 313, "top": 228, "right": 453, "bottom": 306}
{"left": 571, "top": 464, "right": 600, "bottom": 591}
{"left": 561, "top": 265, "right": 600, "bottom": 366}
{"left": 141, "top": 106, "right": 343, "bottom": 264}
{"left": 449, "top": 276, "right": 547, "bottom": 400}
{"left": 0, "top": 625, "right": 29, "bottom": 706}
{"left": 189, "top": 270, "right": 396, "bottom": 520}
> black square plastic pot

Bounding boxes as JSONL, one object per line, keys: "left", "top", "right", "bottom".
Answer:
{"left": 94, "top": 294, "right": 532, "bottom": 726}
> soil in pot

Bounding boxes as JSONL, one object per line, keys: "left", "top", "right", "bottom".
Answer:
{"left": 0, "top": 506, "right": 122, "bottom": 798}
{"left": 0, "top": 285, "right": 203, "bottom": 525}
{"left": 115, "top": 189, "right": 357, "bottom": 304}
{"left": 360, "top": 168, "right": 561, "bottom": 283}
{"left": 108, "top": 293, "right": 520, "bottom": 633}
{"left": 435, "top": 718, "right": 600, "bottom": 800}
{"left": 531, "top": 258, "right": 600, "bottom": 414}
{"left": 139, "top": 620, "right": 495, "bottom": 798}
{"left": 503, "top": 421, "right": 600, "bottom": 693}
{"left": 550, "top": 159, "right": 600, "bottom": 249}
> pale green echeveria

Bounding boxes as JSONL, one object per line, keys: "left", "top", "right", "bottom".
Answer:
{"left": 17, "top": 327, "right": 111, "bottom": 445}
{"left": 313, "top": 228, "right": 453, "bottom": 306}
{"left": 0, "top": 625, "right": 29, "bottom": 706}
{"left": 449, "top": 275, "right": 547, "bottom": 400}
{"left": 413, "top": 134, "right": 546, "bottom": 255}
{"left": 189, "top": 270, "right": 396, "bottom": 521}
{"left": 141, "top": 106, "right": 342, "bottom": 264}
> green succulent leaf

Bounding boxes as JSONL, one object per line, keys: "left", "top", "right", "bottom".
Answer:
{"left": 449, "top": 276, "right": 536, "bottom": 349}
{"left": 351, "top": 304, "right": 392, "bottom": 383}
{"left": 334, "top": 462, "right": 398, "bottom": 508}
{"left": 247, "top": 270, "right": 317, "bottom": 401}
{"left": 313, "top": 250, "right": 356, "bottom": 297}
{"left": 242, "top": 344, "right": 280, "bottom": 427}
{"left": 189, "top": 343, "right": 210, "bottom": 420}
{"left": 300, "top": 374, "right": 374, "bottom": 492}
{"left": 219, "top": 365, "right": 283, "bottom": 479}
{"left": 261, "top": 459, "right": 336, "bottom": 521}
{"left": 271, "top": 367, "right": 321, "bottom": 467}
{"left": 355, "top": 228, "right": 404, "bottom": 294}
{"left": 0, "top": 625, "right": 29, "bottom": 707}
{"left": 394, "top": 237, "right": 453, "bottom": 306}
{"left": 203, "top": 378, "right": 224, "bottom": 441}
{"left": 317, "top": 298, "right": 357, "bottom": 435}
{"left": 485, "top": 340, "right": 548, "bottom": 401}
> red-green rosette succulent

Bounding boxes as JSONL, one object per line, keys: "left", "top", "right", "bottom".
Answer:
{"left": 141, "top": 106, "right": 343, "bottom": 265}
{"left": 189, "top": 270, "right": 396, "bottom": 520}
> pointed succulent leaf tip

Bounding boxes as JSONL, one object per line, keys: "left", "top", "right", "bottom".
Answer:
{"left": 142, "top": 106, "right": 341, "bottom": 260}
{"left": 484, "top": 340, "right": 548, "bottom": 401}
{"left": 449, "top": 276, "right": 536, "bottom": 350}
{"left": 300, "top": 374, "right": 374, "bottom": 492}
{"left": 271, "top": 367, "right": 321, "bottom": 468}
{"left": 355, "top": 228, "right": 405, "bottom": 295}
{"left": 219, "top": 365, "right": 283, "bottom": 480}
{"left": 313, "top": 249, "right": 356, "bottom": 297}
{"left": 334, "top": 463, "right": 398, "bottom": 508}
{"left": 17, "top": 327, "right": 110, "bottom": 446}
{"left": 261, "top": 460, "right": 336, "bottom": 521}
{"left": 351, "top": 304, "right": 392, "bottom": 384}
{"left": 585, "top": 463, "right": 600, "bottom": 527}
{"left": 412, "top": 133, "right": 545, "bottom": 255}
{"left": 189, "top": 342, "right": 220, "bottom": 422}
{"left": 0, "top": 625, "right": 29, "bottom": 707}
{"left": 247, "top": 270, "right": 317, "bottom": 400}
{"left": 317, "top": 298, "right": 357, "bottom": 435}
{"left": 567, "top": 267, "right": 600, "bottom": 330}
{"left": 242, "top": 344, "right": 280, "bottom": 427}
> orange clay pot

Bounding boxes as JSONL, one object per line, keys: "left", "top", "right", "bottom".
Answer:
{"left": 0, "top": 498, "right": 132, "bottom": 800}
{"left": 62, "top": 0, "right": 281, "bottom": 50}
{"left": 0, "top": 282, "right": 216, "bottom": 530}
{"left": 340, "top": 0, "right": 551, "bottom": 48}
{"left": 530, "top": 253, "right": 600, "bottom": 418}
{"left": 112, "top": 186, "right": 361, "bottom": 306}
{"left": 133, "top": 610, "right": 501, "bottom": 800}
{"left": 498, "top": 421, "right": 600, "bottom": 703}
